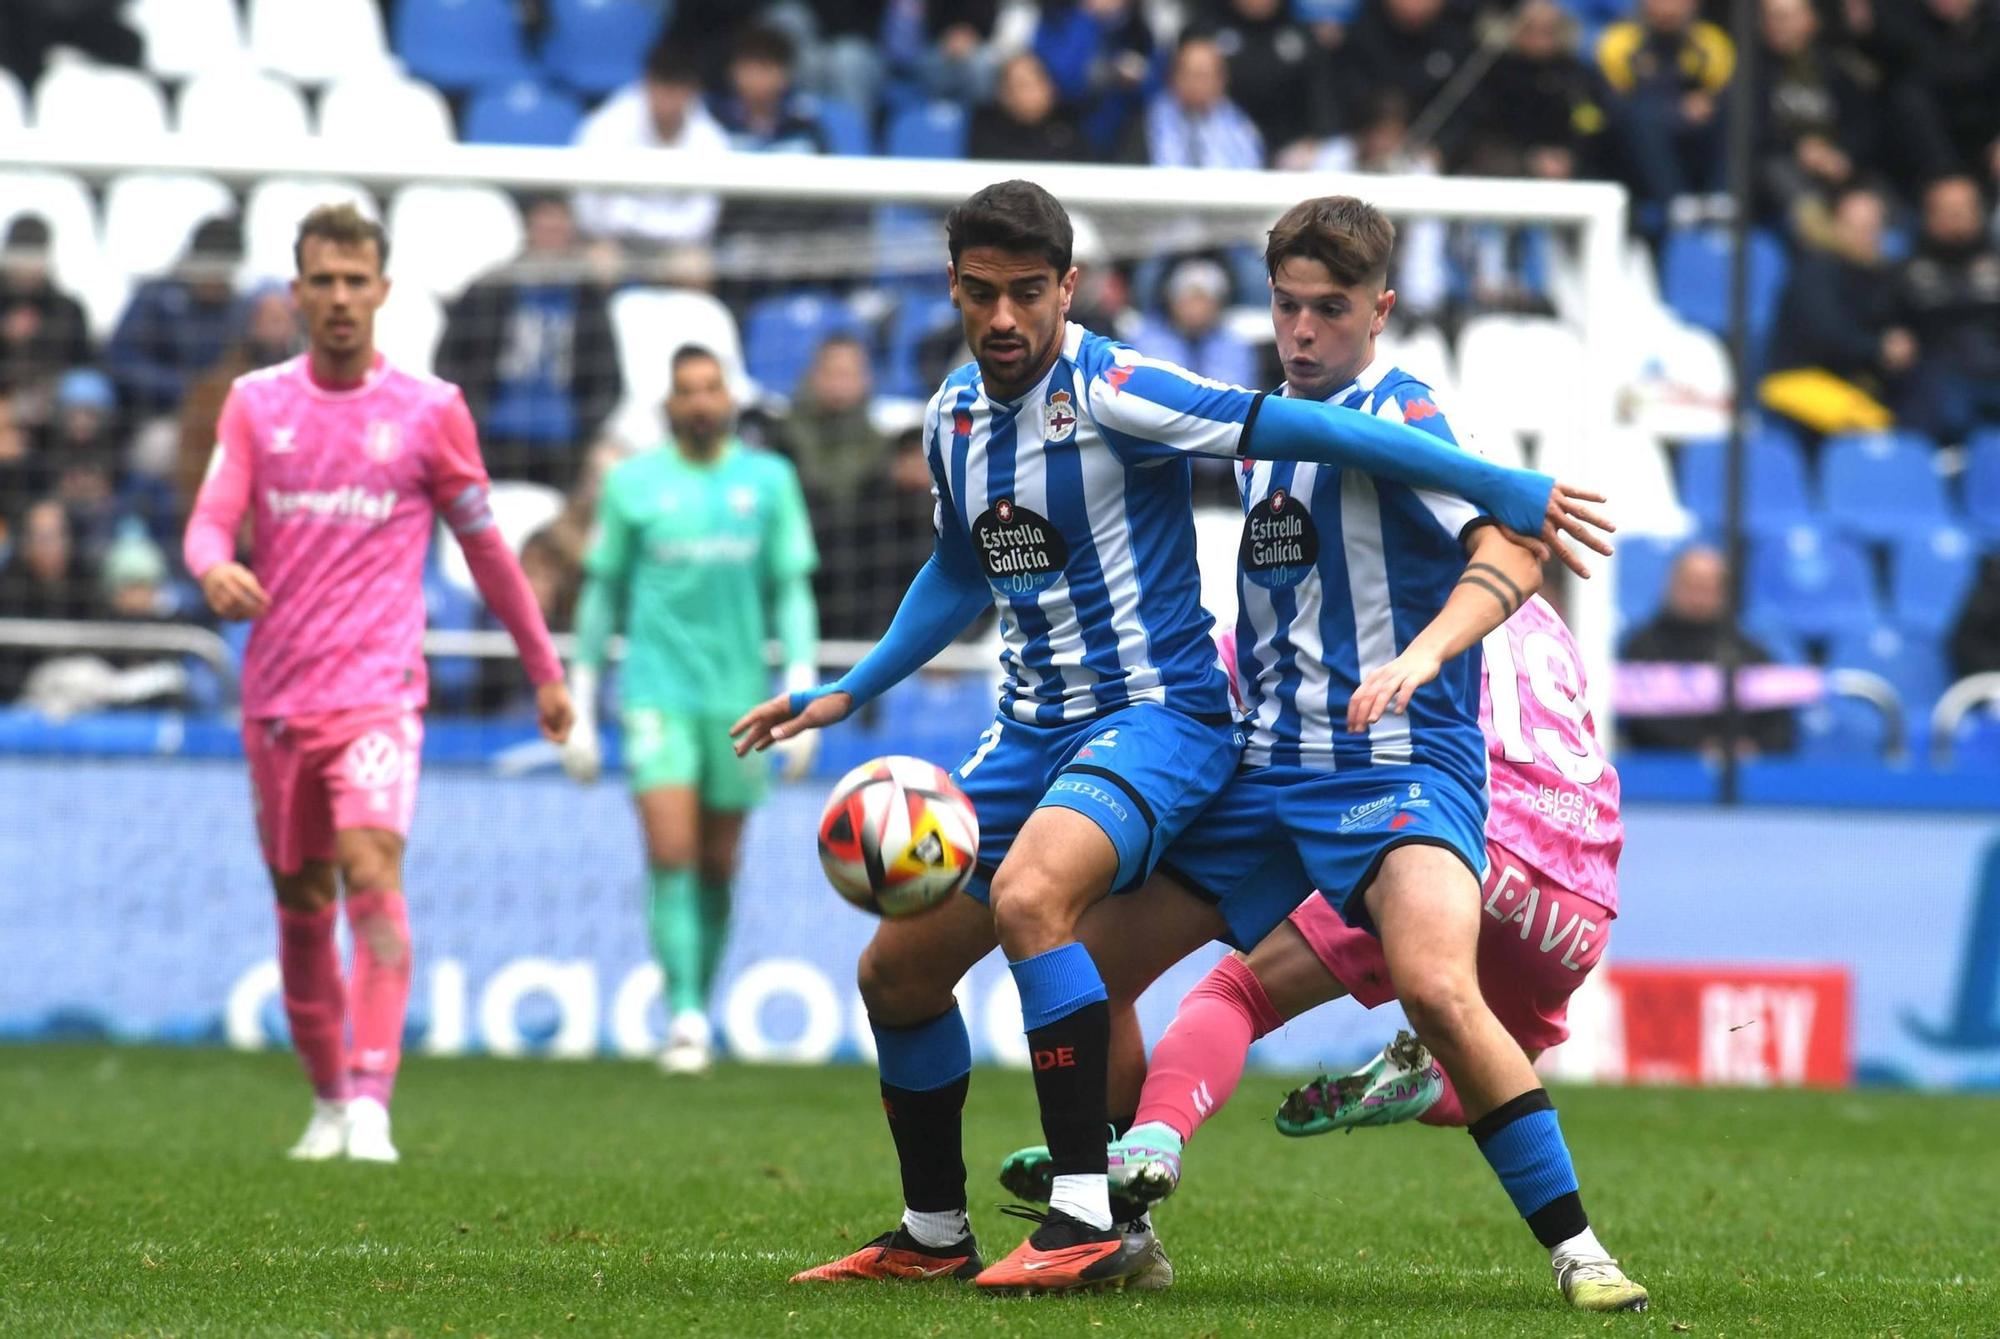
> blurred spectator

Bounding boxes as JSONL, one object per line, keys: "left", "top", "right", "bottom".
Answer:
{"left": 1753, "top": 0, "right": 1877, "bottom": 234}
{"left": 1068, "top": 215, "right": 1140, "bottom": 340}
{"left": 44, "top": 369, "right": 125, "bottom": 565}
{"left": 435, "top": 197, "right": 620, "bottom": 492}
{"left": 1878, "top": 0, "right": 2000, "bottom": 193}
{"left": 1761, "top": 184, "right": 1905, "bottom": 435}
{"left": 174, "top": 287, "right": 299, "bottom": 519}
{"left": 772, "top": 334, "right": 899, "bottom": 639}
{"left": 572, "top": 39, "right": 729, "bottom": 255}
{"left": 1949, "top": 552, "right": 2000, "bottom": 679}
{"left": 882, "top": 0, "right": 1002, "bottom": 105}
{"left": 1597, "top": 0, "right": 1736, "bottom": 234}
{"left": 104, "top": 217, "right": 242, "bottom": 419}
{"left": 0, "top": 498, "right": 89, "bottom": 701}
{"left": 716, "top": 25, "right": 831, "bottom": 155}
{"left": 0, "top": 0, "right": 140, "bottom": 89}
{"left": 1185, "top": 0, "right": 1340, "bottom": 167}
{"left": 1131, "top": 36, "right": 1264, "bottom": 169}
{"left": 969, "top": 52, "right": 1091, "bottom": 162}
{"left": 1335, "top": 0, "right": 1475, "bottom": 151}
{"left": 658, "top": 0, "right": 746, "bottom": 89}
{"left": 1462, "top": 1, "right": 1608, "bottom": 182}
{"left": 1034, "top": 0, "right": 1159, "bottom": 158}
{"left": 1893, "top": 175, "right": 2000, "bottom": 444}
{"left": 98, "top": 524, "right": 174, "bottom": 624}
{"left": 1310, "top": 92, "right": 1451, "bottom": 318}
{"left": 1620, "top": 546, "right": 1796, "bottom": 757}
{"left": 0, "top": 389, "right": 29, "bottom": 498}
{"left": 0, "top": 216, "right": 91, "bottom": 438}
{"left": 1131, "top": 259, "right": 1258, "bottom": 388}
{"left": 765, "top": 0, "right": 886, "bottom": 113}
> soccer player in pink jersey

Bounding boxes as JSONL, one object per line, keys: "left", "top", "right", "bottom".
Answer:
{"left": 183, "top": 204, "right": 573, "bottom": 1163}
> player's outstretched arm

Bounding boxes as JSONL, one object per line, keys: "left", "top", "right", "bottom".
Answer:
{"left": 1346, "top": 525, "right": 1545, "bottom": 733}
{"left": 730, "top": 539, "right": 989, "bottom": 756}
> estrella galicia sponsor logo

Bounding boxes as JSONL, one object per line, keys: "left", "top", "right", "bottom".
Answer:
{"left": 1240, "top": 487, "right": 1318, "bottom": 589}
{"left": 973, "top": 496, "right": 1069, "bottom": 596}
{"left": 1338, "top": 793, "right": 1399, "bottom": 833}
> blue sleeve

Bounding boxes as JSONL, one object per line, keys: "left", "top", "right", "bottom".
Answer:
{"left": 797, "top": 538, "right": 989, "bottom": 712}
{"left": 1083, "top": 354, "right": 1262, "bottom": 464}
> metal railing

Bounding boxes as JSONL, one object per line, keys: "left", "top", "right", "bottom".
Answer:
{"left": 1930, "top": 672, "right": 2000, "bottom": 769}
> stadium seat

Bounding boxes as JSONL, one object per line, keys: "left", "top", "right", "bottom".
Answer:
{"left": 1747, "top": 525, "right": 1882, "bottom": 640}
{"left": 885, "top": 101, "right": 966, "bottom": 158}
{"left": 463, "top": 79, "right": 584, "bottom": 146}
{"left": 177, "top": 70, "right": 311, "bottom": 144}
{"left": 374, "top": 287, "right": 445, "bottom": 375}
{"left": 242, "top": 178, "right": 377, "bottom": 281}
{"left": 1830, "top": 624, "right": 1950, "bottom": 723}
{"left": 0, "top": 69, "right": 23, "bottom": 132}
{"left": 318, "top": 75, "right": 457, "bottom": 146}
{"left": 1821, "top": 431, "right": 1949, "bottom": 543}
{"left": 32, "top": 64, "right": 168, "bottom": 141}
{"left": 101, "top": 174, "right": 236, "bottom": 280}
{"left": 1796, "top": 695, "right": 1893, "bottom": 763}
{"left": 1660, "top": 226, "right": 1790, "bottom": 364}
{"left": 539, "top": 0, "right": 665, "bottom": 96}
{"left": 742, "top": 292, "right": 867, "bottom": 397}
{"left": 1674, "top": 432, "right": 1815, "bottom": 535}
{"left": 128, "top": 0, "right": 248, "bottom": 78}
{"left": 1890, "top": 525, "right": 1979, "bottom": 637}
{"left": 606, "top": 288, "right": 748, "bottom": 449}
{"left": 385, "top": 185, "right": 524, "bottom": 300}
{"left": 1612, "top": 534, "right": 1684, "bottom": 633}
{"left": 1540, "top": 424, "right": 1694, "bottom": 537}
{"left": 1454, "top": 315, "right": 1587, "bottom": 443}
{"left": 1960, "top": 430, "right": 2000, "bottom": 542}
{"left": 248, "top": 0, "right": 395, "bottom": 83}
{"left": 811, "top": 97, "right": 874, "bottom": 157}
{"left": 882, "top": 295, "right": 961, "bottom": 399}
{"left": 0, "top": 170, "right": 106, "bottom": 300}
{"left": 394, "top": 0, "right": 530, "bottom": 92}
{"left": 1375, "top": 322, "right": 1456, "bottom": 397}
{"left": 437, "top": 481, "right": 565, "bottom": 598}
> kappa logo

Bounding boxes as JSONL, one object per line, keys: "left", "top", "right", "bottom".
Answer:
{"left": 345, "top": 731, "right": 406, "bottom": 790}
{"left": 1402, "top": 399, "right": 1441, "bottom": 422}
{"left": 364, "top": 420, "right": 402, "bottom": 463}
{"left": 1104, "top": 364, "right": 1135, "bottom": 394}
{"left": 269, "top": 426, "right": 297, "bottom": 454}
{"left": 1042, "top": 390, "right": 1078, "bottom": 442}
{"left": 1389, "top": 812, "right": 1416, "bottom": 831}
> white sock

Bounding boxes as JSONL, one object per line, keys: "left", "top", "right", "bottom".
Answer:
{"left": 1126, "top": 1120, "right": 1183, "bottom": 1153}
{"left": 1551, "top": 1226, "right": 1608, "bottom": 1262}
{"left": 900, "top": 1206, "right": 969, "bottom": 1248}
{"left": 1048, "top": 1173, "right": 1113, "bottom": 1231}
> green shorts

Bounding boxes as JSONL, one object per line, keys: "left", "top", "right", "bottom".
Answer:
{"left": 621, "top": 707, "right": 768, "bottom": 811}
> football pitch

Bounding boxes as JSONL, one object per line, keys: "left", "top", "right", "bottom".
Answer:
{"left": 3, "top": 1046, "right": 1992, "bottom": 1337}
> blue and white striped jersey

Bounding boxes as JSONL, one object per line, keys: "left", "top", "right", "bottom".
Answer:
{"left": 924, "top": 322, "right": 1262, "bottom": 725}
{"left": 1235, "top": 359, "right": 1492, "bottom": 795}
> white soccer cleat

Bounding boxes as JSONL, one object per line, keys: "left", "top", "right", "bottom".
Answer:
{"left": 1121, "top": 1213, "right": 1174, "bottom": 1291}
{"left": 1554, "top": 1253, "right": 1649, "bottom": 1312}
{"left": 286, "top": 1098, "right": 348, "bottom": 1161}
{"left": 659, "top": 1009, "right": 713, "bottom": 1076}
{"left": 343, "top": 1096, "right": 400, "bottom": 1164}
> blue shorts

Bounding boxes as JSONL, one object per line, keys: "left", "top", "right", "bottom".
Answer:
{"left": 948, "top": 704, "right": 1242, "bottom": 900}
{"left": 1158, "top": 763, "right": 1489, "bottom": 949}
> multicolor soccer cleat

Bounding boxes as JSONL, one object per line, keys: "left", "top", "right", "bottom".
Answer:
{"left": 1120, "top": 1213, "right": 1174, "bottom": 1292}
{"left": 1554, "top": 1254, "right": 1650, "bottom": 1312}
{"left": 790, "top": 1226, "right": 982, "bottom": 1283}
{"left": 973, "top": 1206, "right": 1155, "bottom": 1294}
{"left": 1274, "top": 1031, "right": 1442, "bottom": 1136}
{"left": 997, "top": 1124, "right": 1184, "bottom": 1208}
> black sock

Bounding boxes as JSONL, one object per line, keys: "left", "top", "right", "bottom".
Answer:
{"left": 880, "top": 1074, "right": 970, "bottom": 1217}
{"left": 1027, "top": 999, "right": 1111, "bottom": 1179}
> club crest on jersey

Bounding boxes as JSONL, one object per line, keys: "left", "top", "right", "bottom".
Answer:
{"left": 1240, "top": 487, "right": 1319, "bottom": 590}
{"left": 973, "top": 496, "right": 1069, "bottom": 596}
{"left": 364, "top": 420, "right": 402, "bottom": 463}
{"left": 1042, "top": 390, "right": 1078, "bottom": 442}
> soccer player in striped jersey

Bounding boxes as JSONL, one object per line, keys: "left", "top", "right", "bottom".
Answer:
{"left": 994, "top": 196, "right": 1645, "bottom": 1310}
{"left": 732, "top": 181, "right": 1612, "bottom": 1294}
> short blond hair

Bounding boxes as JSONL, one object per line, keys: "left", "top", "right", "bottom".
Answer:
{"left": 293, "top": 203, "right": 389, "bottom": 274}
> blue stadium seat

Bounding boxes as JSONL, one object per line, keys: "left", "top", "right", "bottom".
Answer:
{"left": 1949, "top": 705, "right": 2000, "bottom": 770}
{"left": 882, "top": 296, "right": 961, "bottom": 399}
{"left": 1821, "top": 431, "right": 1949, "bottom": 543}
{"left": 810, "top": 96, "right": 873, "bottom": 157}
{"left": 1747, "top": 525, "right": 1882, "bottom": 640}
{"left": 1829, "top": 624, "right": 1950, "bottom": 721}
{"left": 1891, "top": 525, "right": 1979, "bottom": 636}
{"left": 463, "top": 78, "right": 584, "bottom": 146}
{"left": 742, "top": 292, "right": 866, "bottom": 397}
{"left": 1613, "top": 534, "right": 1684, "bottom": 633}
{"left": 1661, "top": 226, "right": 1789, "bottom": 363}
{"left": 1797, "top": 695, "right": 1892, "bottom": 763}
{"left": 393, "top": 0, "right": 529, "bottom": 92}
{"left": 885, "top": 100, "right": 966, "bottom": 158}
{"left": 1675, "top": 432, "right": 1814, "bottom": 535}
{"left": 1962, "top": 430, "right": 2000, "bottom": 542}
{"left": 539, "top": 0, "right": 665, "bottom": 97}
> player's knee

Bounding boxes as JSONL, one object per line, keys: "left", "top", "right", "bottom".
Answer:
{"left": 988, "top": 870, "right": 1080, "bottom": 957}
{"left": 1396, "top": 969, "right": 1484, "bottom": 1045}
{"left": 857, "top": 941, "right": 950, "bottom": 1025}
{"left": 645, "top": 834, "right": 696, "bottom": 869}
{"left": 272, "top": 868, "right": 336, "bottom": 913}
{"left": 697, "top": 856, "right": 736, "bottom": 890}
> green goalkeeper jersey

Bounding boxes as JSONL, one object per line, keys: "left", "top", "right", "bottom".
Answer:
{"left": 585, "top": 439, "right": 818, "bottom": 715}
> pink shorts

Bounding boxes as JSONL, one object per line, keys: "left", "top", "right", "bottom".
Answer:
{"left": 1286, "top": 840, "right": 1614, "bottom": 1053}
{"left": 244, "top": 705, "right": 424, "bottom": 874}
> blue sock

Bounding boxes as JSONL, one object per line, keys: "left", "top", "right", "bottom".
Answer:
{"left": 872, "top": 1006, "right": 970, "bottom": 1092}
{"left": 1007, "top": 942, "right": 1107, "bottom": 1031}
{"left": 1468, "top": 1089, "right": 1590, "bottom": 1248}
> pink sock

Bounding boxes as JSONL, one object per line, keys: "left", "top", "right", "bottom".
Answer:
{"left": 1417, "top": 1067, "right": 1466, "bottom": 1127}
{"left": 1134, "top": 955, "right": 1285, "bottom": 1143}
{"left": 343, "top": 889, "right": 412, "bottom": 1107}
{"left": 277, "top": 904, "right": 349, "bottom": 1102}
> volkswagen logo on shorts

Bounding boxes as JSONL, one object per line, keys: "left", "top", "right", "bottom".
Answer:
{"left": 345, "top": 731, "right": 405, "bottom": 789}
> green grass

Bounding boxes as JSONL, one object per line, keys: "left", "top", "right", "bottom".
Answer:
{"left": 1, "top": 1046, "right": 1994, "bottom": 1338}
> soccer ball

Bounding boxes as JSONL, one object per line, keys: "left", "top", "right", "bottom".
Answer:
{"left": 817, "top": 756, "right": 980, "bottom": 917}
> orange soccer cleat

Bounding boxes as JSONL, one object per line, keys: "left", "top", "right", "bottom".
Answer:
{"left": 790, "top": 1226, "right": 982, "bottom": 1283}
{"left": 973, "top": 1206, "right": 1155, "bottom": 1294}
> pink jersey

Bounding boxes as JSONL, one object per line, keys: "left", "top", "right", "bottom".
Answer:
{"left": 1479, "top": 595, "right": 1622, "bottom": 913}
{"left": 185, "top": 354, "right": 561, "bottom": 720}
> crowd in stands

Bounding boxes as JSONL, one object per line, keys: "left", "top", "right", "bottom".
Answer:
{"left": 2, "top": 0, "right": 2000, "bottom": 760}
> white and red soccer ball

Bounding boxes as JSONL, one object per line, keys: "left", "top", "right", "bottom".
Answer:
{"left": 817, "top": 756, "right": 979, "bottom": 917}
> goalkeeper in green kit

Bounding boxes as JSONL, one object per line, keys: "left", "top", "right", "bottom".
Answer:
{"left": 562, "top": 345, "right": 821, "bottom": 1074}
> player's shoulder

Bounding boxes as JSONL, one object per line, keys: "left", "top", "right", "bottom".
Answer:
{"left": 1367, "top": 363, "right": 1463, "bottom": 434}
{"left": 734, "top": 440, "right": 803, "bottom": 486}
{"left": 228, "top": 355, "right": 303, "bottom": 400}
{"left": 382, "top": 360, "right": 466, "bottom": 409}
